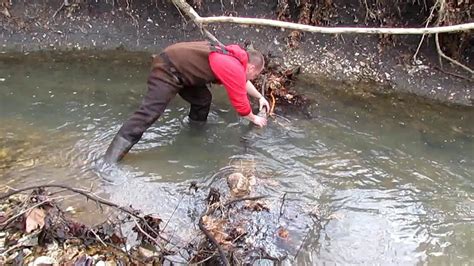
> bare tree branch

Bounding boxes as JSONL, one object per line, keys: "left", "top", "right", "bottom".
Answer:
{"left": 170, "top": 0, "right": 223, "bottom": 45}
{"left": 435, "top": 33, "right": 473, "bottom": 74}
{"left": 197, "top": 16, "right": 474, "bottom": 35}
{"left": 413, "top": 0, "right": 439, "bottom": 61}
{"left": 171, "top": 0, "right": 472, "bottom": 36}
{"left": 0, "top": 184, "right": 142, "bottom": 220}
{"left": 198, "top": 205, "right": 230, "bottom": 266}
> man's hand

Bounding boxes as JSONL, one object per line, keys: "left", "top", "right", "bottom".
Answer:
{"left": 244, "top": 113, "right": 267, "bottom": 128}
{"left": 252, "top": 115, "right": 267, "bottom": 127}
{"left": 259, "top": 97, "right": 270, "bottom": 112}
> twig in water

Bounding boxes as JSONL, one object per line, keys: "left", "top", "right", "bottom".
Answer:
{"left": 204, "top": 166, "right": 236, "bottom": 188}
{"left": 0, "top": 195, "right": 72, "bottom": 230}
{"left": 224, "top": 195, "right": 268, "bottom": 207}
{"left": 0, "top": 184, "right": 171, "bottom": 248}
{"left": 198, "top": 207, "right": 230, "bottom": 266}
{"left": 278, "top": 192, "right": 287, "bottom": 223}
{"left": 162, "top": 195, "right": 183, "bottom": 232}
{"left": 191, "top": 250, "right": 218, "bottom": 264}
{"left": 270, "top": 90, "right": 276, "bottom": 114}
{"left": 293, "top": 226, "right": 311, "bottom": 260}
{"left": 90, "top": 229, "right": 108, "bottom": 247}
{"left": 0, "top": 185, "right": 141, "bottom": 220}
{"left": 132, "top": 218, "right": 166, "bottom": 252}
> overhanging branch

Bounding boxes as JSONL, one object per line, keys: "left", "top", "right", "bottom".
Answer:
{"left": 170, "top": 0, "right": 473, "bottom": 36}
{"left": 170, "top": 0, "right": 223, "bottom": 45}
{"left": 197, "top": 16, "right": 474, "bottom": 35}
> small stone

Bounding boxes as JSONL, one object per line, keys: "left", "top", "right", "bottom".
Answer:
{"left": 65, "top": 206, "right": 76, "bottom": 214}
{"left": 96, "top": 261, "right": 106, "bottom": 266}
{"left": 22, "top": 248, "right": 32, "bottom": 257}
{"left": 33, "top": 256, "right": 56, "bottom": 266}
{"left": 227, "top": 173, "right": 251, "bottom": 197}
{"left": 138, "top": 246, "right": 157, "bottom": 258}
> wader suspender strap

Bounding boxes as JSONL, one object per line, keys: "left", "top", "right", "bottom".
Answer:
{"left": 209, "top": 43, "right": 229, "bottom": 55}
{"left": 159, "top": 52, "right": 184, "bottom": 85}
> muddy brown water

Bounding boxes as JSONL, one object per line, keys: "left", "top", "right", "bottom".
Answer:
{"left": 0, "top": 52, "right": 473, "bottom": 265}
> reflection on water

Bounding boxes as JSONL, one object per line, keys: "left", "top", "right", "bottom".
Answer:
{"left": 1, "top": 52, "right": 473, "bottom": 265}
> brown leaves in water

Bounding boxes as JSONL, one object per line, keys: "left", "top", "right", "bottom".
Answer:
{"left": 227, "top": 173, "right": 254, "bottom": 198}
{"left": 244, "top": 201, "right": 270, "bottom": 212}
{"left": 133, "top": 214, "right": 162, "bottom": 244}
{"left": 201, "top": 215, "right": 232, "bottom": 248}
{"left": 277, "top": 227, "right": 289, "bottom": 240}
{"left": 255, "top": 60, "right": 306, "bottom": 108}
{"left": 25, "top": 208, "right": 46, "bottom": 233}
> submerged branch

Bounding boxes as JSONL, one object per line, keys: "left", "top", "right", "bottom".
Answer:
{"left": 0, "top": 184, "right": 142, "bottom": 220}
{"left": 198, "top": 204, "right": 230, "bottom": 266}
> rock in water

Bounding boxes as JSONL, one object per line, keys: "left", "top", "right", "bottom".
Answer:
{"left": 227, "top": 173, "right": 251, "bottom": 197}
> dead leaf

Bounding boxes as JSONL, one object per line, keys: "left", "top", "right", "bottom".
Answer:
{"left": 244, "top": 201, "right": 270, "bottom": 212}
{"left": 25, "top": 208, "right": 46, "bottom": 233}
{"left": 138, "top": 246, "right": 159, "bottom": 258}
{"left": 277, "top": 227, "right": 289, "bottom": 240}
{"left": 202, "top": 216, "right": 231, "bottom": 247}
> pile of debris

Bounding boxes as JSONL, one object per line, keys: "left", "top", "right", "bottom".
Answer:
{"left": 0, "top": 161, "right": 321, "bottom": 265}
{"left": 253, "top": 53, "right": 308, "bottom": 113}
{"left": 0, "top": 186, "right": 164, "bottom": 265}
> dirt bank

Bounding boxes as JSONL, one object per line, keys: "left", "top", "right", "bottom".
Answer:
{"left": 1, "top": 0, "right": 472, "bottom": 106}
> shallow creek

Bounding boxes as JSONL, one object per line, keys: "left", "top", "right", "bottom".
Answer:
{"left": 0, "top": 52, "right": 472, "bottom": 265}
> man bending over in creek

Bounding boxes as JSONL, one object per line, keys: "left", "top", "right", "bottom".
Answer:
{"left": 104, "top": 41, "right": 270, "bottom": 163}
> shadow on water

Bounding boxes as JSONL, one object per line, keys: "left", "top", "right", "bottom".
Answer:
{"left": 0, "top": 51, "right": 473, "bottom": 265}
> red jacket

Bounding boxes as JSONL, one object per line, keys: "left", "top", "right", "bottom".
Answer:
{"left": 208, "top": 45, "right": 251, "bottom": 116}
{"left": 162, "top": 41, "right": 252, "bottom": 116}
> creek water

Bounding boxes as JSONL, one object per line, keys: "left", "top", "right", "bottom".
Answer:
{"left": 0, "top": 52, "right": 473, "bottom": 265}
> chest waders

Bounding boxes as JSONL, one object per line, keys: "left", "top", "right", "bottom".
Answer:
{"left": 104, "top": 43, "right": 237, "bottom": 164}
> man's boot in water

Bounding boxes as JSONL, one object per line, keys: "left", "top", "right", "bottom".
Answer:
{"left": 104, "top": 135, "right": 133, "bottom": 163}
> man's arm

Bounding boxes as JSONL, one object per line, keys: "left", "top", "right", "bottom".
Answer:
{"left": 209, "top": 54, "right": 267, "bottom": 127}
{"left": 246, "top": 80, "right": 262, "bottom": 98}
{"left": 246, "top": 81, "right": 270, "bottom": 112}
